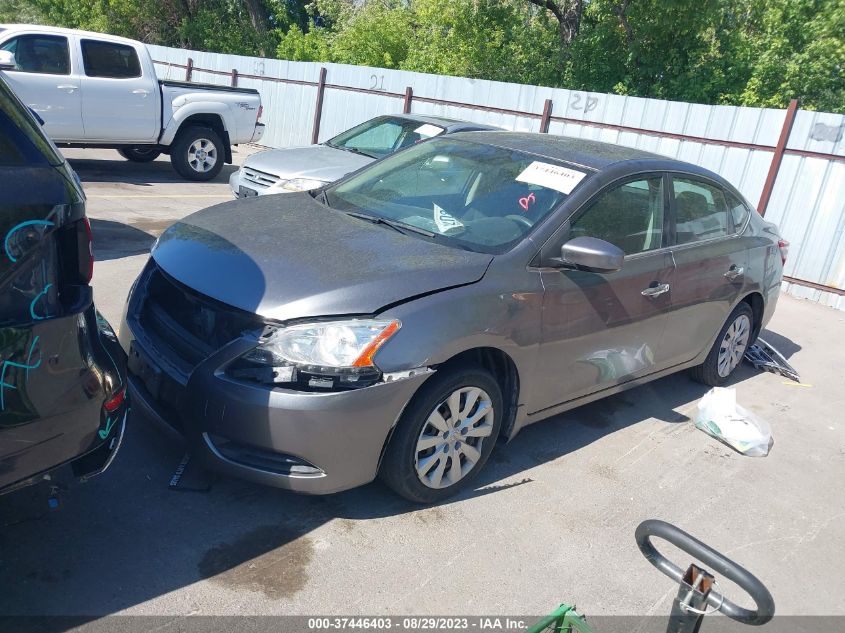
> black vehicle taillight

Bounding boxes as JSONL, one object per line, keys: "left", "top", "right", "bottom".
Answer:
{"left": 103, "top": 385, "right": 126, "bottom": 413}
{"left": 777, "top": 239, "right": 789, "bottom": 266}
{"left": 78, "top": 217, "right": 94, "bottom": 283}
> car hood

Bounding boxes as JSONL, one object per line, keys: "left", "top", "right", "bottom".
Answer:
{"left": 151, "top": 193, "right": 493, "bottom": 322}
{"left": 243, "top": 145, "right": 374, "bottom": 183}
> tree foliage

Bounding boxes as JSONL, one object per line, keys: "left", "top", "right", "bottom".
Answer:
{"left": 1, "top": 0, "right": 842, "bottom": 112}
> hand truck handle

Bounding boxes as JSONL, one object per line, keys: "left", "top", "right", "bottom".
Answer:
{"left": 635, "top": 520, "right": 775, "bottom": 625}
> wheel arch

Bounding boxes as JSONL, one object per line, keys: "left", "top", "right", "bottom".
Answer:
{"left": 432, "top": 347, "right": 521, "bottom": 440}
{"left": 375, "top": 345, "right": 521, "bottom": 476}
{"left": 170, "top": 114, "right": 233, "bottom": 163}
{"left": 739, "top": 291, "right": 765, "bottom": 344}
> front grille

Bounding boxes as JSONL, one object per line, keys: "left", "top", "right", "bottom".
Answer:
{"left": 241, "top": 166, "right": 280, "bottom": 189}
{"left": 135, "top": 264, "right": 262, "bottom": 376}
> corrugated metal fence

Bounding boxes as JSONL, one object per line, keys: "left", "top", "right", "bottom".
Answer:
{"left": 148, "top": 44, "right": 845, "bottom": 310}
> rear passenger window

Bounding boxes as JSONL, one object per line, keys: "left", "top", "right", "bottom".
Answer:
{"left": 725, "top": 192, "right": 751, "bottom": 233}
{"left": 569, "top": 177, "right": 665, "bottom": 256}
{"left": 81, "top": 40, "right": 141, "bottom": 78}
{"left": 0, "top": 35, "right": 70, "bottom": 75}
{"left": 672, "top": 178, "right": 731, "bottom": 244}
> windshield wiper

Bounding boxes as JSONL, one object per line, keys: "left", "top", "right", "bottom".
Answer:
{"left": 337, "top": 145, "right": 377, "bottom": 159}
{"left": 345, "top": 211, "right": 435, "bottom": 237}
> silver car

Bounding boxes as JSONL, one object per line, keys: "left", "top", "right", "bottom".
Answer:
{"left": 124, "top": 132, "right": 786, "bottom": 503}
{"left": 229, "top": 114, "right": 498, "bottom": 197}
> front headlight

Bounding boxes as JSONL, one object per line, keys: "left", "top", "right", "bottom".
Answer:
{"left": 228, "top": 319, "right": 401, "bottom": 389}
{"left": 280, "top": 177, "right": 328, "bottom": 192}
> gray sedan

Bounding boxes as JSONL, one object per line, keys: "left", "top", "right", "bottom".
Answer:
{"left": 123, "top": 132, "right": 786, "bottom": 503}
{"left": 229, "top": 114, "right": 498, "bottom": 197}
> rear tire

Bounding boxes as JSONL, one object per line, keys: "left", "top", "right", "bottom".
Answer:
{"left": 690, "top": 303, "right": 754, "bottom": 386}
{"left": 380, "top": 366, "right": 503, "bottom": 504}
{"left": 170, "top": 126, "right": 225, "bottom": 181}
{"left": 117, "top": 146, "right": 161, "bottom": 162}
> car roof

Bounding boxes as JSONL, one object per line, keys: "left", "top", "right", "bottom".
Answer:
{"left": 447, "top": 131, "right": 672, "bottom": 169}
{"left": 385, "top": 113, "right": 501, "bottom": 132}
{"left": 0, "top": 24, "right": 141, "bottom": 47}
{"left": 445, "top": 131, "right": 743, "bottom": 196}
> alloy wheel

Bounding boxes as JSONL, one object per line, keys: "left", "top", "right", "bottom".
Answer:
{"left": 187, "top": 138, "right": 217, "bottom": 174}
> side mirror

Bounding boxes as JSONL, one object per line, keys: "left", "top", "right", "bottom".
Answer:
{"left": 558, "top": 236, "right": 624, "bottom": 273}
{"left": 0, "top": 50, "right": 16, "bottom": 70}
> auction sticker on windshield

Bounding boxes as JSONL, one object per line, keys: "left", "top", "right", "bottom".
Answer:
{"left": 516, "top": 161, "right": 586, "bottom": 194}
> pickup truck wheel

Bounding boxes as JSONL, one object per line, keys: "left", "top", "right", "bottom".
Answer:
{"left": 171, "top": 126, "right": 224, "bottom": 181}
{"left": 117, "top": 147, "right": 161, "bottom": 163}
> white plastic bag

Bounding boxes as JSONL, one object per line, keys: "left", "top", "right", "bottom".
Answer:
{"left": 694, "top": 387, "right": 773, "bottom": 457}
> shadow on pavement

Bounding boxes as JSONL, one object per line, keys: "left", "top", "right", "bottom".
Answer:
{"left": 90, "top": 219, "right": 160, "bottom": 261}
{"left": 0, "top": 336, "right": 794, "bottom": 618}
{"left": 68, "top": 155, "right": 238, "bottom": 186}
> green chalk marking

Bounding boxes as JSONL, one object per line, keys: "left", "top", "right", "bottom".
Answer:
{"left": 98, "top": 415, "right": 117, "bottom": 440}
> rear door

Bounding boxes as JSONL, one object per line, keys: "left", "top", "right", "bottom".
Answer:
{"left": 0, "top": 32, "right": 84, "bottom": 140}
{"left": 660, "top": 175, "right": 749, "bottom": 366}
{"left": 79, "top": 38, "right": 158, "bottom": 142}
{"left": 533, "top": 175, "right": 675, "bottom": 412}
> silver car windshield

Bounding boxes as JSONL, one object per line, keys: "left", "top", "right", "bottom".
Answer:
{"left": 325, "top": 116, "right": 445, "bottom": 159}
{"left": 324, "top": 138, "right": 590, "bottom": 254}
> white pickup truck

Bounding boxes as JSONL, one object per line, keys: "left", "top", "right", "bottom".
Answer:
{"left": 0, "top": 24, "right": 264, "bottom": 181}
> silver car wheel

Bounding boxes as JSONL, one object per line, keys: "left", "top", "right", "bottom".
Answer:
{"left": 188, "top": 138, "right": 217, "bottom": 173}
{"left": 717, "top": 314, "right": 751, "bottom": 378}
{"left": 414, "top": 386, "right": 495, "bottom": 489}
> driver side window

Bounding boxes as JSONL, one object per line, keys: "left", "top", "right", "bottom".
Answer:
{"left": 569, "top": 177, "right": 665, "bottom": 256}
{"left": 0, "top": 35, "right": 70, "bottom": 75}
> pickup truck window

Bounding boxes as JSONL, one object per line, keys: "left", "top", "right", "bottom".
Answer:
{"left": 81, "top": 39, "right": 141, "bottom": 79}
{"left": 0, "top": 78, "right": 62, "bottom": 165}
{"left": 0, "top": 35, "right": 69, "bottom": 75}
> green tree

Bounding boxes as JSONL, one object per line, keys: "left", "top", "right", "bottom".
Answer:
{"left": 403, "top": 0, "right": 559, "bottom": 84}
{"left": 734, "top": 0, "right": 845, "bottom": 111}
{"left": 2, "top": 0, "right": 843, "bottom": 113}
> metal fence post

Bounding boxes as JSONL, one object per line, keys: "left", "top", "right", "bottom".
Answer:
{"left": 185, "top": 58, "right": 193, "bottom": 82}
{"left": 403, "top": 87, "right": 413, "bottom": 114}
{"left": 231, "top": 68, "right": 238, "bottom": 87}
{"left": 540, "top": 98, "right": 553, "bottom": 133}
{"left": 311, "top": 67, "right": 328, "bottom": 145}
{"left": 757, "top": 98, "right": 798, "bottom": 216}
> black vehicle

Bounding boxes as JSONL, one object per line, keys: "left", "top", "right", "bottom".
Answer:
{"left": 0, "top": 67, "right": 128, "bottom": 495}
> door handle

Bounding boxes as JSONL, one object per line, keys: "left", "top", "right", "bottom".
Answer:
{"left": 724, "top": 265, "right": 745, "bottom": 281}
{"left": 641, "top": 282, "right": 670, "bottom": 298}
{"left": 132, "top": 89, "right": 150, "bottom": 97}
{"left": 57, "top": 84, "right": 78, "bottom": 93}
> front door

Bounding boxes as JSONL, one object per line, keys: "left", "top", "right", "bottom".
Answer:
{"left": 0, "top": 33, "right": 84, "bottom": 140}
{"left": 533, "top": 175, "right": 674, "bottom": 414}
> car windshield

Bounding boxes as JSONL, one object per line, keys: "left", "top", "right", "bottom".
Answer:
{"left": 324, "top": 138, "right": 590, "bottom": 254}
{"left": 325, "top": 116, "right": 446, "bottom": 159}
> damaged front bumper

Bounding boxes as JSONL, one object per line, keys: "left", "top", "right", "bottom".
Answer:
{"left": 127, "top": 348, "right": 432, "bottom": 494}
{"left": 120, "top": 261, "right": 435, "bottom": 494}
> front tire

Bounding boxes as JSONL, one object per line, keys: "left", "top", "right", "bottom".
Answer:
{"left": 170, "top": 126, "right": 224, "bottom": 181}
{"left": 690, "top": 303, "right": 754, "bottom": 386}
{"left": 380, "top": 366, "right": 503, "bottom": 503}
{"left": 117, "top": 146, "right": 161, "bottom": 162}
